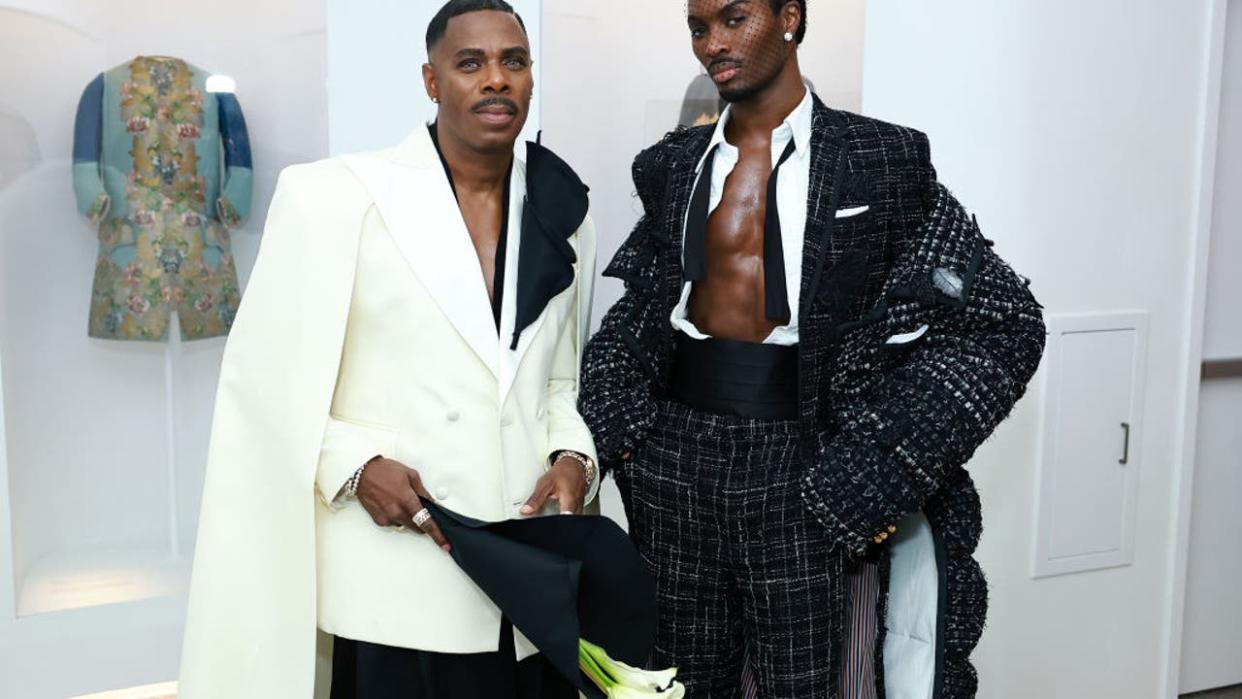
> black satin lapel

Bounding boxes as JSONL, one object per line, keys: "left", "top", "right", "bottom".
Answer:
{"left": 800, "top": 98, "right": 852, "bottom": 316}
{"left": 511, "top": 141, "right": 590, "bottom": 350}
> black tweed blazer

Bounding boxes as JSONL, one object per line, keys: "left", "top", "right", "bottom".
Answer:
{"left": 580, "top": 95, "right": 1046, "bottom": 698}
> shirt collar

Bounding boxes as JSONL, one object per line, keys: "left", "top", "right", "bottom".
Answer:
{"left": 694, "top": 87, "right": 814, "bottom": 172}
{"left": 784, "top": 87, "right": 814, "bottom": 154}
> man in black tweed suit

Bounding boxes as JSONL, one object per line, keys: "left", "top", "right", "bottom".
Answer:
{"left": 580, "top": 1, "right": 1046, "bottom": 698}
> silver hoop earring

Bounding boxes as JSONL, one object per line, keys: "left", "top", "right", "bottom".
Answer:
{"left": 784, "top": 31, "right": 794, "bottom": 42}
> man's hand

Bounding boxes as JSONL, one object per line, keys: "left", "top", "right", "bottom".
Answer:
{"left": 520, "top": 456, "right": 588, "bottom": 516}
{"left": 356, "top": 458, "right": 450, "bottom": 552}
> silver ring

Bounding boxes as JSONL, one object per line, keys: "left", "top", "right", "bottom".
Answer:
{"left": 412, "top": 508, "right": 433, "bottom": 530}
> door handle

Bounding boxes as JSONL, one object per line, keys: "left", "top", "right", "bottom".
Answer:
{"left": 1119, "top": 422, "right": 1131, "bottom": 465}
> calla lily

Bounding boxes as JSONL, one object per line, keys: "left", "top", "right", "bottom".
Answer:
{"left": 579, "top": 638, "right": 685, "bottom": 698}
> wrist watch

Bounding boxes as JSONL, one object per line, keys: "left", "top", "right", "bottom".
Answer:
{"left": 552, "top": 450, "right": 596, "bottom": 493}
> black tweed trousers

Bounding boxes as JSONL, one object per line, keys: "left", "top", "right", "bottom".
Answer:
{"left": 618, "top": 398, "right": 844, "bottom": 699}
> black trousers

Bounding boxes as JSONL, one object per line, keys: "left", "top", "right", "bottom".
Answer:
{"left": 330, "top": 620, "right": 577, "bottom": 699}
{"left": 617, "top": 397, "right": 844, "bottom": 699}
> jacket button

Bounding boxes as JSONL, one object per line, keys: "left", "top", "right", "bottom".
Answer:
{"left": 446, "top": 410, "right": 460, "bottom": 422}
{"left": 536, "top": 407, "right": 547, "bottom": 420}
{"left": 436, "top": 487, "right": 450, "bottom": 500}
{"left": 501, "top": 414, "right": 514, "bottom": 427}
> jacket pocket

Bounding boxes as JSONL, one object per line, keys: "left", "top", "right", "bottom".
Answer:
{"left": 329, "top": 412, "right": 399, "bottom": 436}
{"left": 317, "top": 414, "right": 400, "bottom": 507}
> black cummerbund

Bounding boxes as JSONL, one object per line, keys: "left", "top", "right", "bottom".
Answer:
{"left": 669, "top": 331, "right": 800, "bottom": 420}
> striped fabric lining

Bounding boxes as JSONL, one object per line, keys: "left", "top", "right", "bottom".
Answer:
{"left": 841, "top": 560, "right": 880, "bottom": 699}
{"left": 740, "top": 559, "right": 879, "bottom": 698}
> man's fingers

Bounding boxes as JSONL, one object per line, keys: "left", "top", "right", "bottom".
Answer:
{"left": 520, "top": 478, "right": 554, "bottom": 516}
{"left": 406, "top": 471, "right": 439, "bottom": 508}
{"left": 401, "top": 493, "right": 450, "bottom": 551}
{"left": 417, "top": 515, "right": 451, "bottom": 552}
{"left": 405, "top": 469, "right": 429, "bottom": 497}
{"left": 361, "top": 500, "right": 390, "bottom": 528}
{"left": 383, "top": 503, "right": 406, "bottom": 526}
{"left": 556, "top": 480, "right": 582, "bottom": 515}
{"left": 388, "top": 469, "right": 448, "bottom": 552}
{"left": 400, "top": 495, "right": 423, "bottom": 521}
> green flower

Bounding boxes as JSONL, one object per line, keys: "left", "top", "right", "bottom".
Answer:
{"left": 579, "top": 638, "right": 685, "bottom": 698}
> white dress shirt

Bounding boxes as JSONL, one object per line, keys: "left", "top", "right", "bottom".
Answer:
{"left": 672, "top": 87, "right": 813, "bottom": 346}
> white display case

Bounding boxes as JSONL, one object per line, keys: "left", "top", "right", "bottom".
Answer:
{"left": 0, "top": 1, "right": 327, "bottom": 695}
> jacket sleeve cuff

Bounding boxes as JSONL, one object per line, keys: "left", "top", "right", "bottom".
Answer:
{"left": 317, "top": 416, "right": 397, "bottom": 509}
{"left": 801, "top": 439, "right": 907, "bottom": 559}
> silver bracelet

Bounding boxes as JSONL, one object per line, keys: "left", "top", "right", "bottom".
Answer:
{"left": 552, "top": 450, "right": 596, "bottom": 494}
{"left": 344, "top": 456, "right": 380, "bottom": 499}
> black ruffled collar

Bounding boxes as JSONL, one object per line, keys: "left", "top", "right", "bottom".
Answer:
{"left": 511, "top": 137, "right": 589, "bottom": 349}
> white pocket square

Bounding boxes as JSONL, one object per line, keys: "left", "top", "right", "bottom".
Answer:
{"left": 835, "top": 205, "right": 870, "bottom": 219}
{"left": 885, "top": 324, "right": 930, "bottom": 346}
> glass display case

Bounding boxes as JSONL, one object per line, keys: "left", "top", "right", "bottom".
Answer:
{"left": 0, "top": 0, "right": 327, "bottom": 694}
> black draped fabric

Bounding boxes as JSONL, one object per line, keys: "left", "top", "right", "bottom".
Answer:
{"left": 420, "top": 500, "right": 658, "bottom": 699}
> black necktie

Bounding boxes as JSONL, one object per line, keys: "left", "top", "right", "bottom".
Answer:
{"left": 683, "top": 139, "right": 797, "bottom": 322}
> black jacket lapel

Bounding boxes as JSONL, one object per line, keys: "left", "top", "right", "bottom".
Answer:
{"left": 799, "top": 96, "right": 852, "bottom": 316}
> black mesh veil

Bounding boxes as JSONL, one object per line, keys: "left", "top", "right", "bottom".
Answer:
{"left": 681, "top": 0, "right": 808, "bottom": 121}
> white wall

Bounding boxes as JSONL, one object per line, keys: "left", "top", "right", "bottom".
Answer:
{"left": 326, "top": 0, "right": 542, "bottom": 156}
{"left": 0, "top": 0, "right": 326, "bottom": 695}
{"left": 863, "top": 2, "right": 1219, "bottom": 697}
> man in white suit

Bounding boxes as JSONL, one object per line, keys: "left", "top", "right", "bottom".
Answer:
{"left": 179, "top": 1, "right": 598, "bottom": 697}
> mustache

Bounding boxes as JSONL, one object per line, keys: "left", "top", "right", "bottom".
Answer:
{"left": 471, "top": 96, "right": 520, "bottom": 113}
{"left": 707, "top": 57, "right": 743, "bottom": 73}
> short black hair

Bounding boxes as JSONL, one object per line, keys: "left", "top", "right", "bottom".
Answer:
{"left": 426, "top": 0, "right": 527, "bottom": 55}
{"left": 769, "top": 0, "right": 808, "bottom": 44}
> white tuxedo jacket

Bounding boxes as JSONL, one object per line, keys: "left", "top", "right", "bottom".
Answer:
{"left": 179, "top": 125, "right": 598, "bottom": 698}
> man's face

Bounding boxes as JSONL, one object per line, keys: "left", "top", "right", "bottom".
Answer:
{"left": 424, "top": 10, "right": 532, "bottom": 151}
{"left": 687, "top": 0, "right": 795, "bottom": 103}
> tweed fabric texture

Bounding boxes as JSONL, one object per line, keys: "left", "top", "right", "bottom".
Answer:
{"left": 616, "top": 398, "right": 845, "bottom": 699}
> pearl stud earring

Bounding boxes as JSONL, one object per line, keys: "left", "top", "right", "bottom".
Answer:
{"left": 784, "top": 31, "right": 794, "bottom": 42}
